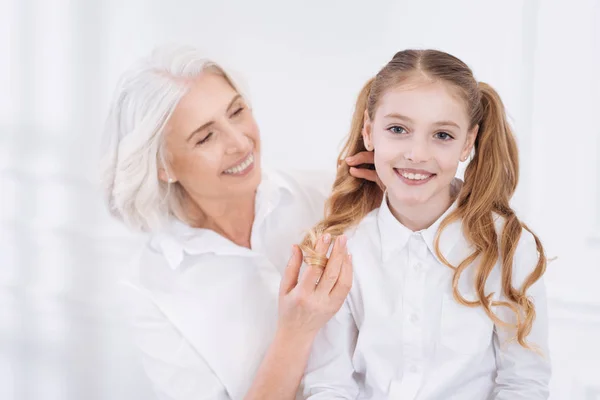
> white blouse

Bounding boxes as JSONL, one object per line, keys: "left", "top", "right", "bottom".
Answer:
{"left": 303, "top": 195, "right": 551, "bottom": 399}
{"left": 121, "top": 170, "right": 333, "bottom": 400}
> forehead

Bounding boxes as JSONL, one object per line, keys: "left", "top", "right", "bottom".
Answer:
{"left": 177, "top": 72, "right": 237, "bottom": 115}
{"left": 169, "top": 72, "right": 239, "bottom": 133}
{"left": 375, "top": 79, "right": 469, "bottom": 126}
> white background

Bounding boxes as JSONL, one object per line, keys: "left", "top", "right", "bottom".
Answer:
{"left": 1, "top": 0, "right": 599, "bottom": 399}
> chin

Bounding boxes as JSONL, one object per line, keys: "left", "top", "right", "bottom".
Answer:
{"left": 399, "top": 196, "right": 429, "bottom": 208}
{"left": 237, "top": 166, "right": 261, "bottom": 191}
{"left": 389, "top": 180, "right": 425, "bottom": 197}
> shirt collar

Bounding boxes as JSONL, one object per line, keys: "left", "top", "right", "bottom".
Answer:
{"left": 150, "top": 170, "right": 293, "bottom": 270}
{"left": 420, "top": 200, "right": 463, "bottom": 264}
{"left": 377, "top": 194, "right": 413, "bottom": 263}
{"left": 253, "top": 169, "right": 294, "bottom": 229}
{"left": 377, "top": 190, "right": 463, "bottom": 265}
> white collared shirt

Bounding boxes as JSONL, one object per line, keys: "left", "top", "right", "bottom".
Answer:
{"left": 121, "top": 169, "right": 333, "bottom": 400}
{"left": 303, "top": 195, "right": 551, "bottom": 400}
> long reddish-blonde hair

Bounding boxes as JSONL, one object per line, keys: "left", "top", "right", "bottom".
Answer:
{"left": 301, "top": 49, "right": 546, "bottom": 349}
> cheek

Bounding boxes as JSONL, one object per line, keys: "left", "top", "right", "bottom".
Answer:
{"left": 244, "top": 115, "right": 261, "bottom": 141}
{"left": 374, "top": 149, "right": 396, "bottom": 170}
{"left": 373, "top": 135, "right": 405, "bottom": 166}
{"left": 176, "top": 150, "right": 221, "bottom": 181}
{"left": 434, "top": 146, "right": 462, "bottom": 174}
{"left": 200, "top": 150, "right": 224, "bottom": 174}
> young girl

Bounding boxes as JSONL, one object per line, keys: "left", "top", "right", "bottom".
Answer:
{"left": 300, "top": 50, "right": 550, "bottom": 399}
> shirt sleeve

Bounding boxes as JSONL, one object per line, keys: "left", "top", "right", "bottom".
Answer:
{"left": 301, "top": 300, "right": 360, "bottom": 399}
{"left": 121, "top": 282, "right": 230, "bottom": 400}
{"left": 492, "top": 230, "right": 552, "bottom": 399}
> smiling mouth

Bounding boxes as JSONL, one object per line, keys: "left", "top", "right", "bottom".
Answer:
{"left": 395, "top": 169, "right": 435, "bottom": 180}
{"left": 399, "top": 171, "right": 432, "bottom": 180}
{"left": 223, "top": 153, "right": 254, "bottom": 175}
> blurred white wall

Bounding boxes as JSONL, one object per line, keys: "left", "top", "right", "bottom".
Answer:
{"left": 1, "top": 0, "right": 599, "bottom": 399}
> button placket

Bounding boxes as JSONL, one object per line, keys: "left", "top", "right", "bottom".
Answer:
{"left": 401, "top": 234, "right": 426, "bottom": 386}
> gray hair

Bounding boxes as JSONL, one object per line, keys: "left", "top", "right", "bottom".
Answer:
{"left": 100, "top": 45, "right": 249, "bottom": 232}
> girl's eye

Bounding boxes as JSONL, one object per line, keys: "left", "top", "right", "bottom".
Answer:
{"left": 388, "top": 126, "right": 407, "bottom": 135}
{"left": 435, "top": 131, "right": 454, "bottom": 141}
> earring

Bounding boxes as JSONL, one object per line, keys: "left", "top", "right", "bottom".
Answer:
{"left": 167, "top": 177, "right": 175, "bottom": 183}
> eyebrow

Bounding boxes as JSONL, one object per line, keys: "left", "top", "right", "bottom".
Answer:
{"left": 186, "top": 94, "right": 243, "bottom": 142}
{"left": 383, "top": 112, "right": 461, "bottom": 129}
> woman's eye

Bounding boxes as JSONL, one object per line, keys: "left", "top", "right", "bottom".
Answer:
{"left": 197, "top": 132, "right": 213, "bottom": 145}
{"left": 388, "top": 126, "right": 407, "bottom": 135}
{"left": 231, "top": 107, "right": 244, "bottom": 117}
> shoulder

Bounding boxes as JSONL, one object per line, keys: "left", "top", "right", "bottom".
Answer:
{"left": 513, "top": 228, "right": 543, "bottom": 282}
{"left": 264, "top": 169, "right": 335, "bottom": 226}
{"left": 116, "top": 238, "right": 179, "bottom": 327}
{"left": 345, "top": 207, "right": 381, "bottom": 252}
{"left": 492, "top": 213, "right": 538, "bottom": 255}
{"left": 346, "top": 207, "right": 379, "bottom": 235}
{"left": 122, "top": 236, "right": 182, "bottom": 295}
{"left": 493, "top": 213, "right": 543, "bottom": 287}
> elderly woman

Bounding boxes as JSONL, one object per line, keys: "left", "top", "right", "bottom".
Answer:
{"left": 101, "top": 45, "right": 379, "bottom": 400}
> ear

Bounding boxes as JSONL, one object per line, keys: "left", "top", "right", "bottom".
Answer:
{"left": 362, "top": 110, "right": 374, "bottom": 151}
{"left": 461, "top": 124, "right": 479, "bottom": 161}
{"left": 158, "top": 166, "right": 176, "bottom": 183}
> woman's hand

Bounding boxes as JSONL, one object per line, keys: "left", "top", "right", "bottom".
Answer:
{"left": 345, "top": 151, "right": 385, "bottom": 191}
{"left": 277, "top": 235, "right": 352, "bottom": 340}
{"left": 244, "top": 238, "right": 351, "bottom": 400}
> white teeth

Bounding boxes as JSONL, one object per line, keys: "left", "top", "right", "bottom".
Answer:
{"left": 401, "top": 171, "right": 431, "bottom": 180}
{"left": 224, "top": 153, "right": 254, "bottom": 174}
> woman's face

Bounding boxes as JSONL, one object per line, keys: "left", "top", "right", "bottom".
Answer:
{"left": 161, "top": 72, "right": 262, "bottom": 203}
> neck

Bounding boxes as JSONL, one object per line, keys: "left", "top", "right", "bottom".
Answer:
{"left": 184, "top": 191, "right": 256, "bottom": 248}
{"left": 388, "top": 180, "right": 459, "bottom": 232}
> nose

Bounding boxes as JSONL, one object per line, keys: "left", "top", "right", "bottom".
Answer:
{"left": 223, "top": 123, "right": 250, "bottom": 155}
{"left": 404, "top": 135, "right": 430, "bottom": 163}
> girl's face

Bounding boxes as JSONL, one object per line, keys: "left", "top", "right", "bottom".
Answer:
{"left": 363, "top": 79, "right": 477, "bottom": 210}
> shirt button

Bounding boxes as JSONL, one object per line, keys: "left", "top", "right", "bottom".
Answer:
{"left": 409, "top": 313, "right": 419, "bottom": 323}
{"left": 409, "top": 365, "right": 418, "bottom": 373}
{"left": 413, "top": 262, "right": 422, "bottom": 272}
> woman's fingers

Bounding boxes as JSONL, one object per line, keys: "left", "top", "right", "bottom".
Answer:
{"left": 298, "top": 234, "right": 331, "bottom": 292}
{"left": 347, "top": 151, "right": 386, "bottom": 190}
{"left": 315, "top": 235, "right": 347, "bottom": 295}
{"left": 279, "top": 245, "right": 303, "bottom": 296}
{"left": 349, "top": 167, "right": 378, "bottom": 183}
{"left": 345, "top": 151, "right": 374, "bottom": 167}
{"left": 330, "top": 253, "right": 353, "bottom": 302}
{"left": 314, "top": 233, "right": 331, "bottom": 257}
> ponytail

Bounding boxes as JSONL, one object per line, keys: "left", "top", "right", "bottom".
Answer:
{"left": 435, "top": 81, "right": 547, "bottom": 350}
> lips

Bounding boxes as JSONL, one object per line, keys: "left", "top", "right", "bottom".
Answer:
{"left": 393, "top": 168, "right": 436, "bottom": 186}
{"left": 395, "top": 168, "right": 435, "bottom": 181}
{"left": 223, "top": 152, "right": 254, "bottom": 175}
